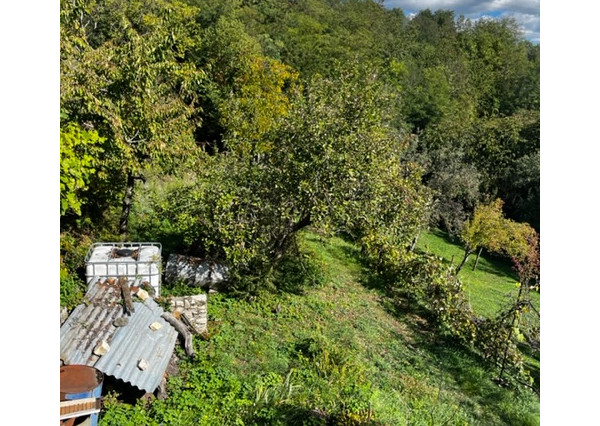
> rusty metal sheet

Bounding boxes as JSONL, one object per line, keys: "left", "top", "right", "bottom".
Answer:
{"left": 60, "top": 278, "right": 178, "bottom": 393}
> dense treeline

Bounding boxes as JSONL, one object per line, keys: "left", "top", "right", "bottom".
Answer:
{"left": 61, "top": 0, "right": 539, "bottom": 250}
{"left": 60, "top": 0, "right": 539, "bottom": 293}
{"left": 60, "top": 0, "right": 540, "bottom": 413}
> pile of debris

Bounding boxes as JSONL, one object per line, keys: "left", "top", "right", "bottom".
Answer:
{"left": 60, "top": 276, "right": 211, "bottom": 393}
{"left": 60, "top": 277, "right": 179, "bottom": 395}
{"left": 60, "top": 244, "right": 219, "bottom": 423}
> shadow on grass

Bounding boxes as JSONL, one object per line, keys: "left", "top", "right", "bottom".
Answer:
{"left": 468, "top": 256, "right": 518, "bottom": 280}
{"left": 417, "top": 228, "right": 519, "bottom": 281}
{"left": 380, "top": 296, "right": 539, "bottom": 424}
{"left": 330, "top": 237, "right": 540, "bottom": 423}
{"left": 429, "top": 227, "right": 461, "bottom": 245}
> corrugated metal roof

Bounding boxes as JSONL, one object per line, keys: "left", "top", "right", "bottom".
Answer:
{"left": 60, "top": 278, "right": 178, "bottom": 393}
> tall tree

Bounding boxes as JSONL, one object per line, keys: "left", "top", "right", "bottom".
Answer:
{"left": 150, "top": 63, "right": 430, "bottom": 291}
{"left": 61, "top": 0, "right": 205, "bottom": 235}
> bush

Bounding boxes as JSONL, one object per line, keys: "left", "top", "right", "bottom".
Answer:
{"left": 60, "top": 267, "right": 86, "bottom": 309}
{"left": 361, "top": 231, "right": 476, "bottom": 344}
{"left": 60, "top": 231, "right": 94, "bottom": 277}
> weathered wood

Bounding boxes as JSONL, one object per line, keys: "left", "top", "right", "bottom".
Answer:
{"left": 180, "top": 311, "right": 202, "bottom": 335}
{"left": 119, "top": 277, "right": 135, "bottom": 315}
{"left": 157, "top": 376, "right": 168, "bottom": 400}
{"left": 161, "top": 312, "right": 195, "bottom": 358}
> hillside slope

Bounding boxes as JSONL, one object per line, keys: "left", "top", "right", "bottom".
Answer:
{"left": 100, "top": 231, "right": 540, "bottom": 425}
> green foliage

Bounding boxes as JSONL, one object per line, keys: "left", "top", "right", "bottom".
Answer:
{"left": 61, "top": 0, "right": 206, "bottom": 232}
{"left": 461, "top": 198, "right": 507, "bottom": 255}
{"left": 99, "top": 393, "right": 156, "bottom": 426}
{"left": 415, "top": 227, "right": 540, "bottom": 390}
{"left": 422, "top": 147, "right": 481, "bottom": 236}
{"left": 60, "top": 1, "right": 540, "bottom": 422}
{"left": 60, "top": 122, "right": 105, "bottom": 216}
{"left": 136, "top": 63, "right": 429, "bottom": 295}
{"left": 60, "top": 231, "right": 94, "bottom": 275}
{"left": 460, "top": 198, "right": 538, "bottom": 272}
{"left": 462, "top": 18, "right": 538, "bottom": 116}
{"left": 60, "top": 267, "right": 87, "bottom": 309}
{"left": 416, "top": 228, "right": 540, "bottom": 319}
{"left": 467, "top": 110, "right": 540, "bottom": 195}
{"left": 502, "top": 150, "right": 540, "bottom": 229}
{"left": 361, "top": 234, "right": 476, "bottom": 344}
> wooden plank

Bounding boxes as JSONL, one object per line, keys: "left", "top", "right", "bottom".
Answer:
{"left": 59, "top": 398, "right": 101, "bottom": 420}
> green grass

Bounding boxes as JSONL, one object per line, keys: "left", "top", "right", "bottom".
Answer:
{"left": 416, "top": 228, "right": 540, "bottom": 319}
{"left": 100, "top": 230, "right": 540, "bottom": 425}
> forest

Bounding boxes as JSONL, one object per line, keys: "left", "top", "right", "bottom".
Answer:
{"left": 60, "top": 0, "right": 540, "bottom": 424}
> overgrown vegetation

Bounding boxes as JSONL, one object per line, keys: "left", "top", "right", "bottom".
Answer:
{"left": 60, "top": 0, "right": 540, "bottom": 423}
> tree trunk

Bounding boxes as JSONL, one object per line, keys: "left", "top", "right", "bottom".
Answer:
{"left": 472, "top": 247, "right": 483, "bottom": 271}
{"left": 272, "top": 214, "right": 311, "bottom": 259}
{"left": 119, "top": 172, "right": 136, "bottom": 237}
{"left": 455, "top": 248, "right": 473, "bottom": 275}
{"left": 409, "top": 234, "right": 419, "bottom": 252}
{"left": 119, "top": 172, "right": 146, "bottom": 237}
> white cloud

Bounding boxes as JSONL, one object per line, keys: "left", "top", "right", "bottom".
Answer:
{"left": 500, "top": 12, "right": 540, "bottom": 43}
{"left": 383, "top": 0, "right": 540, "bottom": 43}
{"left": 384, "top": 0, "right": 539, "bottom": 15}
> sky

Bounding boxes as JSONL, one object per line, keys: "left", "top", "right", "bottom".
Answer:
{"left": 383, "top": 0, "right": 540, "bottom": 44}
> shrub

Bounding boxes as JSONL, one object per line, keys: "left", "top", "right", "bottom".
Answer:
{"left": 60, "top": 267, "right": 86, "bottom": 309}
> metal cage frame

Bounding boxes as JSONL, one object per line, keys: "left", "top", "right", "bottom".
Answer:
{"left": 84, "top": 242, "right": 162, "bottom": 295}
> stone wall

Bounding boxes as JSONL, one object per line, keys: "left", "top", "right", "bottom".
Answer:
{"left": 169, "top": 294, "right": 208, "bottom": 334}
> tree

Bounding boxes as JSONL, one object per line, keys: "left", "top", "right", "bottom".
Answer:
{"left": 148, "top": 63, "right": 430, "bottom": 292}
{"left": 60, "top": 0, "right": 205, "bottom": 235}
{"left": 501, "top": 150, "right": 540, "bottom": 230}
{"left": 460, "top": 17, "right": 537, "bottom": 116}
{"left": 494, "top": 227, "right": 539, "bottom": 387}
{"left": 197, "top": 16, "right": 299, "bottom": 156}
{"left": 456, "top": 199, "right": 507, "bottom": 274}
{"left": 417, "top": 146, "right": 481, "bottom": 237}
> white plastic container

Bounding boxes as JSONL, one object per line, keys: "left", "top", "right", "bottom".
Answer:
{"left": 85, "top": 243, "right": 162, "bottom": 296}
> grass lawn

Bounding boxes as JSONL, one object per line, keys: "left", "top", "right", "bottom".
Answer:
{"left": 101, "top": 230, "right": 540, "bottom": 425}
{"left": 415, "top": 228, "right": 540, "bottom": 319}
